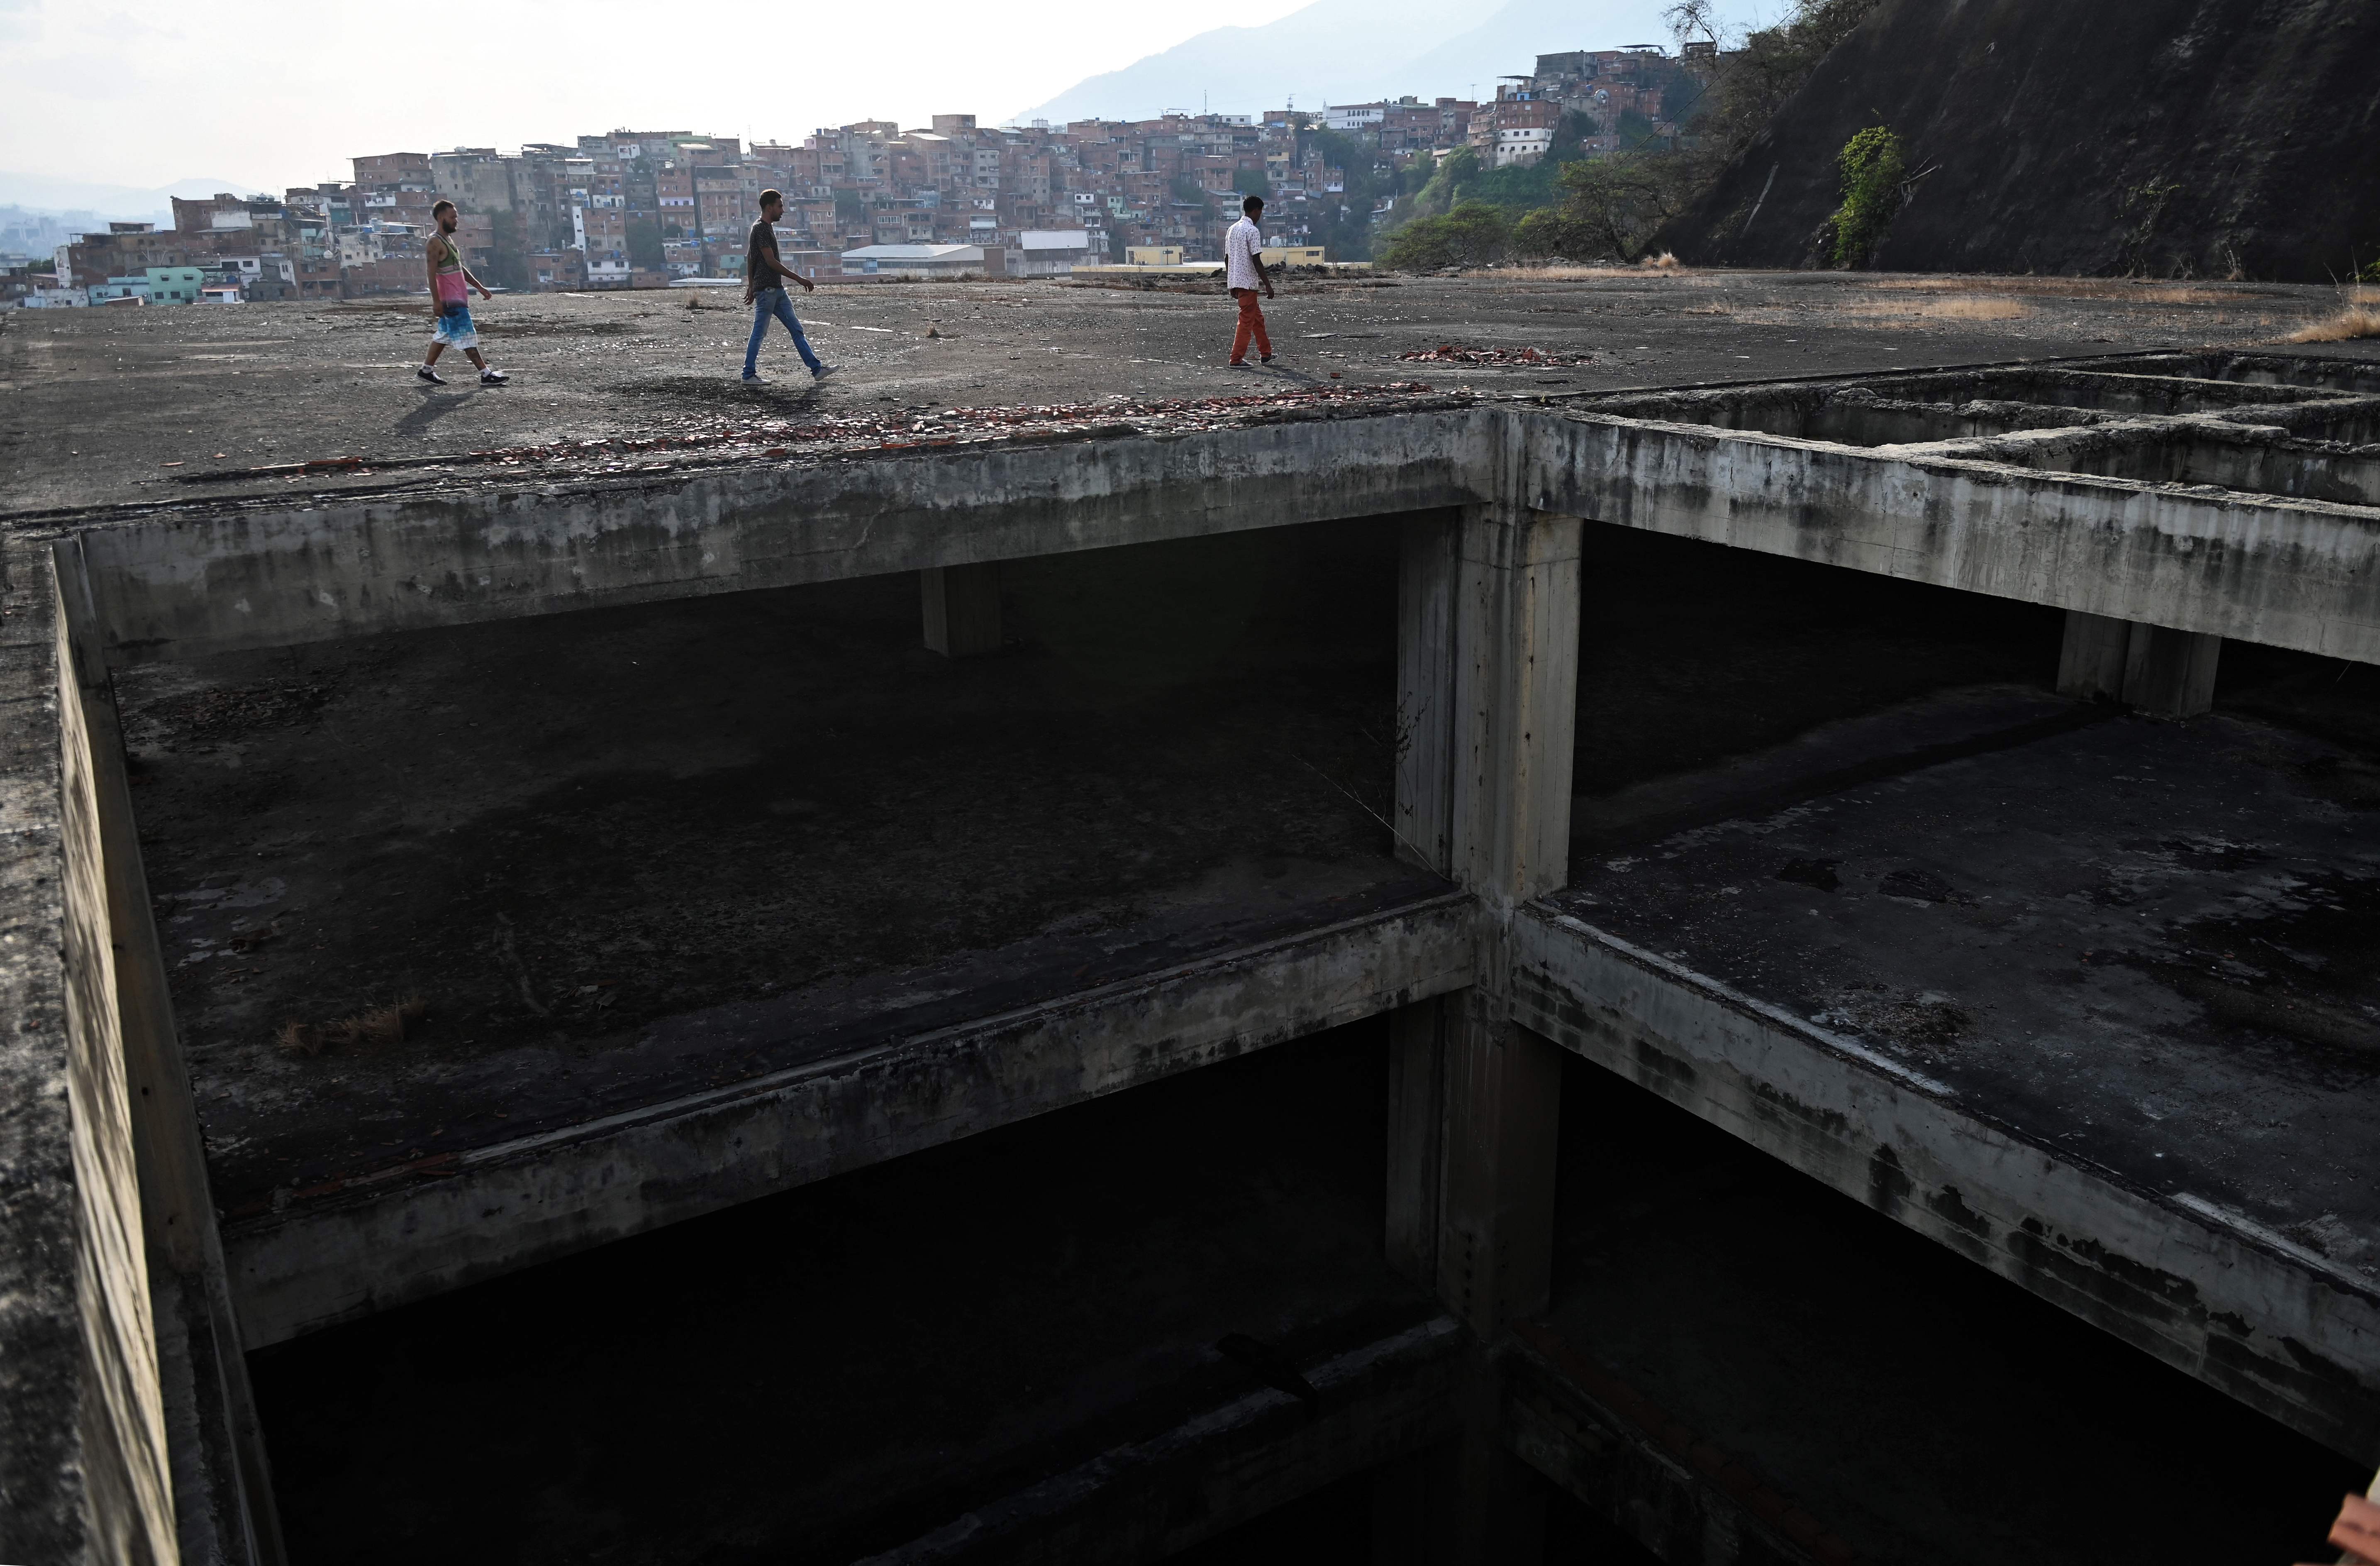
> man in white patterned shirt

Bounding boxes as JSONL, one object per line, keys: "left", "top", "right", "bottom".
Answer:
{"left": 1224, "top": 195, "right": 1275, "bottom": 367}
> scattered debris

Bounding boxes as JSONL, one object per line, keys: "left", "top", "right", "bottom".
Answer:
{"left": 168, "top": 383, "right": 1449, "bottom": 484}
{"left": 276, "top": 994, "right": 429, "bottom": 1057}
{"left": 1398, "top": 343, "right": 1595, "bottom": 366}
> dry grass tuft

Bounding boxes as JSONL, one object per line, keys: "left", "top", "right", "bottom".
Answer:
{"left": 1835, "top": 295, "right": 2033, "bottom": 322}
{"left": 2288, "top": 304, "right": 2380, "bottom": 343}
{"left": 1640, "top": 251, "right": 1683, "bottom": 271}
{"left": 1927, "top": 296, "right": 2032, "bottom": 320}
{"left": 276, "top": 994, "right": 430, "bottom": 1058}
{"left": 1868, "top": 275, "right": 2226, "bottom": 304}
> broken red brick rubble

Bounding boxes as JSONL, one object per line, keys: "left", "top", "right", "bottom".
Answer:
{"left": 1398, "top": 343, "right": 1595, "bottom": 366}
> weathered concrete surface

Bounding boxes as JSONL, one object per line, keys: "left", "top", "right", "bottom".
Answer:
{"left": 0, "top": 540, "right": 177, "bottom": 1565}
{"left": 72, "top": 408, "right": 1480, "bottom": 667}
{"left": 59, "top": 538, "right": 282, "bottom": 1566}
{"left": 228, "top": 888, "right": 1476, "bottom": 1345}
{"left": 1517, "top": 713, "right": 2380, "bottom": 1456}
{"left": 865, "top": 1317, "right": 1465, "bottom": 1564}
{"left": 1531, "top": 409, "right": 2380, "bottom": 666}
{"left": 7, "top": 271, "right": 2354, "bottom": 515}
{"left": 37, "top": 355, "right": 2380, "bottom": 682}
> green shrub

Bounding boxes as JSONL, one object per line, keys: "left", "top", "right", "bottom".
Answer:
{"left": 1552, "top": 155, "right": 1685, "bottom": 260}
{"left": 1511, "top": 208, "right": 1599, "bottom": 259}
{"left": 1378, "top": 202, "right": 1512, "bottom": 270}
{"left": 1826, "top": 125, "right": 1904, "bottom": 268}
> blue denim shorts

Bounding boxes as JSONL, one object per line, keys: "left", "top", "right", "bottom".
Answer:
{"left": 434, "top": 303, "right": 478, "bottom": 348}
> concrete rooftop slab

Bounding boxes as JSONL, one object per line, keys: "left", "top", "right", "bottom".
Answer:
{"left": 1519, "top": 706, "right": 2380, "bottom": 1454}
{"left": 3, "top": 270, "right": 2360, "bottom": 515}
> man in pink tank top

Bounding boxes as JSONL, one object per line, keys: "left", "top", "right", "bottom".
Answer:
{"left": 419, "top": 198, "right": 506, "bottom": 386}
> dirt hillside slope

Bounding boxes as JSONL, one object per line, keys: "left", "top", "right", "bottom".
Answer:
{"left": 1660, "top": 0, "right": 2380, "bottom": 280}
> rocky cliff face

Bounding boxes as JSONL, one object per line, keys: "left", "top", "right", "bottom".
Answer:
{"left": 1659, "top": 0, "right": 2380, "bottom": 281}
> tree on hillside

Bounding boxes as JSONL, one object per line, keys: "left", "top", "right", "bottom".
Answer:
{"left": 1378, "top": 201, "right": 1511, "bottom": 270}
{"left": 1825, "top": 125, "right": 1904, "bottom": 267}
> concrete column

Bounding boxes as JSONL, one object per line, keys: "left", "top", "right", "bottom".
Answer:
{"left": 2056, "top": 610, "right": 2133, "bottom": 703}
{"left": 1390, "top": 503, "right": 1581, "bottom": 1339}
{"left": 2057, "top": 610, "right": 2220, "bottom": 718}
{"left": 1385, "top": 997, "right": 1446, "bottom": 1288}
{"left": 919, "top": 563, "right": 1002, "bottom": 657}
{"left": 2123, "top": 622, "right": 2222, "bottom": 717}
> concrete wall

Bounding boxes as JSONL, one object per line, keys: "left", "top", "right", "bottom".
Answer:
{"left": 69, "top": 402, "right": 2380, "bottom": 674}
{"left": 1529, "top": 413, "right": 2380, "bottom": 665}
{"left": 0, "top": 540, "right": 177, "bottom": 1564}
{"left": 76, "top": 413, "right": 1484, "bottom": 667}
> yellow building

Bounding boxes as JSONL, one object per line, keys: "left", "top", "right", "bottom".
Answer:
{"left": 1260, "top": 246, "right": 1329, "bottom": 266}
{"left": 1124, "top": 246, "right": 1185, "bottom": 266}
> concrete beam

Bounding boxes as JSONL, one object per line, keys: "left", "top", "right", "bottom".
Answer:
{"left": 54, "top": 394, "right": 2380, "bottom": 677}
{"left": 920, "top": 562, "right": 1002, "bottom": 657}
{"left": 74, "top": 411, "right": 1484, "bottom": 667}
{"left": 226, "top": 891, "right": 1479, "bottom": 1346}
{"left": 1531, "top": 414, "right": 2380, "bottom": 665}
{"left": 1510, "top": 906, "right": 2380, "bottom": 1460}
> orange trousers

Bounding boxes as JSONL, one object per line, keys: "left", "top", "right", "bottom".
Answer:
{"left": 1230, "top": 288, "right": 1272, "bottom": 362}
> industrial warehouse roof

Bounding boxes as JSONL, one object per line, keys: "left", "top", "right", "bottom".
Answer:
{"left": 839, "top": 243, "right": 983, "bottom": 262}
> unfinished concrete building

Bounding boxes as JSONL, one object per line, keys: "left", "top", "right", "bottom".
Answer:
{"left": 5, "top": 347, "right": 2379, "bottom": 1563}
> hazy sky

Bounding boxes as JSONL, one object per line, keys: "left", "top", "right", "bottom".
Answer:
{"left": 0, "top": 0, "right": 1746, "bottom": 193}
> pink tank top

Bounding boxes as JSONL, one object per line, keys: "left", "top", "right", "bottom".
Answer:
{"left": 434, "top": 242, "right": 468, "bottom": 304}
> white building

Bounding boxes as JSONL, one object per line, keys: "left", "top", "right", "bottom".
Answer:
{"left": 1324, "top": 103, "right": 1386, "bottom": 134}
{"left": 1494, "top": 126, "right": 1555, "bottom": 167}
{"left": 1014, "top": 230, "right": 1097, "bottom": 276}
{"left": 839, "top": 243, "right": 988, "bottom": 279}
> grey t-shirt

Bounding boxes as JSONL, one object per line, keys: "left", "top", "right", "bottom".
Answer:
{"left": 748, "top": 219, "right": 788, "bottom": 290}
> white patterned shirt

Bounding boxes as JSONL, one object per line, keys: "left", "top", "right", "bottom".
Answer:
{"left": 1225, "top": 217, "right": 1265, "bottom": 291}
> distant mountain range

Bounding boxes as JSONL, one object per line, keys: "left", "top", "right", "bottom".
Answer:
{"left": 0, "top": 171, "right": 276, "bottom": 223}
{"left": 1014, "top": 0, "right": 1682, "bottom": 125}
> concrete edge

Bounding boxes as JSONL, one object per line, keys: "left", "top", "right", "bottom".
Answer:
{"left": 225, "top": 891, "right": 1482, "bottom": 1346}
{"left": 1509, "top": 905, "right": 2380, "bottom": 1461}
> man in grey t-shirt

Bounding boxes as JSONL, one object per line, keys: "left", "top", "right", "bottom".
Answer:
{"left": 743, "top": 190, "right": 834, "bottom": 383}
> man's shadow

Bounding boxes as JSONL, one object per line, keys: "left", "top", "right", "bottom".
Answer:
{"left": 396, "top": 386, "right": 478, "bottom": 438}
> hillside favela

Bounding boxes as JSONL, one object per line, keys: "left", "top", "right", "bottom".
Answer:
{"left": 5, "top": 2, "right": 2380, "bottom": 1564}
{"left": 13, "top": 49, "right": 1699, "bottom": 303}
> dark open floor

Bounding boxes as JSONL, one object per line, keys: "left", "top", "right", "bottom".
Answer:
{"left": 246, "top": 1021, "right": 1433, "bottom": 1566}
{"left": 1548, "top": 701, "right": 2380, "bottom": 1260}
{"left": 1541, "top": 1055, "right": 2366, "bottom": 1565}
{"left": 119, "top": 519, "right": 1415, "bottom": 1214}
{"left": 244, "top": 1017, "right": 2363, "bottom": 1565}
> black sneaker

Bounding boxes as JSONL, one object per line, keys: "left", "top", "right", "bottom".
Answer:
{"left": 480, "top": 368, "right": 508, "bottom": 385}
{"left": 1260, "top": 355, "right": 1275, "bottom": 365}
{"left": 417, "top": 364, "right": 445, "bottom": 385}
{"left": 811, "top": 363, "right": 837, "bottom": 381}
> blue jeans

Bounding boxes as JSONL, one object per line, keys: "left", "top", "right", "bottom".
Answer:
{"left": 745, "top": 286, "right": 821, "bottom": 376}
